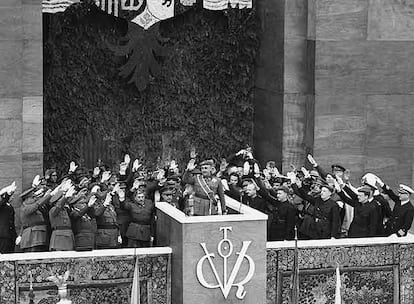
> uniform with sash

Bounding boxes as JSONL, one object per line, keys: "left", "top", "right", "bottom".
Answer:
{"left": 183, "top": 171, "right": 226, "bottom": 216}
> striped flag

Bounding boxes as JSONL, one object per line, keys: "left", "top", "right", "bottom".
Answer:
{"left": 335, "top": 266, "right": 342, "bottom": 304}
{"left": 130, "top": 257, "right": 141, "bottom": 304}
{"left": 42, "top": 0, "right": 80, "bottom": 13}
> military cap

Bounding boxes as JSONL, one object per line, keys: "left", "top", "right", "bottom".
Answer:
{"left": 363, "top": 181, "right": 377, "bottom": 191}
{"left": 199, "top": 159, "right": 214, "bottom": 166}
{"left": 398, "top": 184, "right": 414, "bottom": 195}
{"left": 331, "top": 164, "right": 346, "bottom": 172}
{"left": 241, "top": 176, "right": 254, "bottom": 186}
{"left": 160, "top": 187, "right": 174, "bottom": 195}
{"left": 275, "top": 186, "right": 290, "bottom": 194}
{"left": 357, "top": 186, "right": 373, "bottom": 195}
{"left": 166, "top": 174, "right": 181, "bottom": 182}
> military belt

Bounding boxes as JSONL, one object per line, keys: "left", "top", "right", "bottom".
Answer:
{"left": 23, "top": 221, "right": 47, "bottom": 229}
{"left": 97, "top": 224, "right": 118, "bottom": 230}
{"left": 53, "top": 226, "right": 72, "bottom": 231}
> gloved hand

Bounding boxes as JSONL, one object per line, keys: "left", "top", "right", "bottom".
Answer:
{"left": 301, "top": 167, "right": 311, "bottom": 179}
{"left": 65, "top": 186, "right": 76, "bottom": 198}
{"left": 32, "top": 175, "right": 41, "bottom": 188}
{"left": 118, "top": 235, "right": 122, "bottom": 244}
{"left": 101, "top": 171, "right": 111, "bottom": 183}
{"left": 119, "top": 162, "right": 128, "bottom": 175}
{"left": 112, "top": 183, "right": 121, "bottom": 195}
{"left": 307, "top": 154, "right": 318, "bottom": 167}
{"left": 132, "top": 159, "right": 141, "bottom": 172}
{"left": 187, "top": 159, "right": 196, "bottom": 171}
{"left": 88, "top": 195, "right": 97, "bottom": 207}
{"left": 287, "top": 171, "right": 297, "bottom": 184}
{"left": 60, "top": 179, "right": 72, "bottom": 192}
{"left": 93, "top": 167, "right": 100, "bottom": 177}
{"left": 69, "top": 161, "right": 78, "bottom": 173}
{"left": 15, "top": 236, "right": 21, "bottom": 246}
{"left": 91, "top": 185, "right": 100, "bottom": 193}
{"left": 190, "top": 147, "right": 197, "bottom": 159}
{"left": 103, "top": 193, "right": 112, "bottom": 207}
{"left": 333, "top": 179, "right": 342, "bottom": 192}
{"left": 124, "top": 154, "right": 131, "bottom": 165}
{"left": 243, "top": 161, "right": 250, "bottom": 176}
{"left": 156, "top": 169, "right": 166, "bottom": 181}
{"left": 117, "top": 189, "right": 125, "bottom": 202}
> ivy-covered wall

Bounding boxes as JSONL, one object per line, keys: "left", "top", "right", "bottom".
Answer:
{"left": 43, "top": 3, "right": 260, "bottom": 171}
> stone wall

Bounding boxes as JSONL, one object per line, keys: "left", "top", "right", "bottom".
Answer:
{"left": 274, "top": 0, "right": 414, "bottom": 187}
{"left": 0, "top": 248, "right": 171, "bottom": 304}
{"left": 267, "top": 237, "right": 414, "bottom": 304}
{"left": 311, "top": 0, "right": 414, "bottom": 187}
{"left": 0, "top": 0, "right": 43, "bottom": 209}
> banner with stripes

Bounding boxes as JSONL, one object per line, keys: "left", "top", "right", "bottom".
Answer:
{"left": 42, "top": 0, "right": 253, "bottom": 30}
{"left": 42, "top": 0, "right": 80, "bottom": 13}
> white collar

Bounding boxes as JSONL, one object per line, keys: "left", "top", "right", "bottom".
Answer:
{"left": 401, "top": 200, "right": 410, "bottom": 206}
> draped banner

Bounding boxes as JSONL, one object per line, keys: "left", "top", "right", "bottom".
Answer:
{"left": 42, "top": 0, "right": 253, "bottom": 29}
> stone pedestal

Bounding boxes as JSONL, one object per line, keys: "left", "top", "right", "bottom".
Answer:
{"left": 156, "top": 197, "right": 267, "bottom": 304}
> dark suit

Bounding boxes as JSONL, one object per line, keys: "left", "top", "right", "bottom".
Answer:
{"left": 337, "top": 187, "right": 379, "bottom": 237}
{"left": 267, "top": 200, "right": 297, "bottom": 241}
{"left": 292, "top": 184, "right": 341, "bottom": 239}
{"left": 0, "top": 195, "right": 17, "bottom": 253}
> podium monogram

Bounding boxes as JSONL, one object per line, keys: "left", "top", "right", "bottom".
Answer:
{"left": 196, "top": 227, "right": 255, "bottom": 299}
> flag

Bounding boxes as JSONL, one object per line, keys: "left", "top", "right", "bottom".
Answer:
{"left": 130, "top": 257, "right": 141, "bottom": 304}
{"left": 335, "top": 265, "right": 341, "bottom": 304}
{"left": 42, "top": 0, "right": 80, "bottom": 13}
{"left": 289, "top": 226, "right": 299, "bottom": 304}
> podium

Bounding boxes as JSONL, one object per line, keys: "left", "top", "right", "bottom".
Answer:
{"left": 156, "top": 197, "right": 267, "bottom": 304}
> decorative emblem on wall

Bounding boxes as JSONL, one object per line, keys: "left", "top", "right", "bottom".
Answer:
{"left": 326, "top": 247, "right": 349, "bottom": 268}
{"left": 196, "top": 227, "right": 255, "bottom": 300}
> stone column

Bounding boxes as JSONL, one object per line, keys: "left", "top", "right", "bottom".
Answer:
{"left": 0, "top": 0, "right": 43, "bottom": 212}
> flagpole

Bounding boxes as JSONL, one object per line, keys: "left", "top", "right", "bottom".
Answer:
{"left": 335, "top": 263, "right": 342, "bottom": 304}
{"left": 289, "top": 226, "right": 299, "bottom": 304}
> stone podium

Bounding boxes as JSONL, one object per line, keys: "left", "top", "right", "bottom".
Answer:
{"left": 156, "top": 197, "right": 267, "bottom": 304}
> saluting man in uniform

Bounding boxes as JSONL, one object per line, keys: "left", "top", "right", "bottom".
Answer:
{"left": 376, "top": 178, "right": 414, "bottom": 237}
{"left": 70, "top": 193, "right": 98, "bottom": 251}
{"left": 183, "top": 158, "right": 227, "bottom": 216}
{"left": 94, "top": 190, "right": 122, "bottom": 249}
{"left": 48, "top": 187, "right": 76, "bottom": 251}
{"left": 19, "top": 185, "right": 52, "bottom": 252}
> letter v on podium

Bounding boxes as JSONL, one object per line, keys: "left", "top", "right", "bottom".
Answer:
{"left": 196, "top": 227, "right": 255, "bottom": 300}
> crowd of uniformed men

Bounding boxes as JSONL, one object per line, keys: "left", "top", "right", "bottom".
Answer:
{"left": 0, "top": 148, "right": 413, "bottom": 254}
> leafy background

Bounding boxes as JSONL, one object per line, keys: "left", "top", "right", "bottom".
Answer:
{"left": 43, "top": 2, "right": 261, "bottom": 172}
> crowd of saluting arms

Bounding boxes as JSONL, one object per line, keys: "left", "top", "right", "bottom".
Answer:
{"left": 0, "top": 148, "right": 413, "bottom": 254}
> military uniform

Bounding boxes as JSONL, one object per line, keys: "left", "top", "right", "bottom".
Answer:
{"left": 182, "top": 169, "right": 226, "bottom": 216}
{"left": 382, "top": 184, "right": 414, "bottom": 237}
{"left": 121, "top": 196, "right": 155, "bottom": 248}
{"left": 94, "top": 196, "right": 119, "bottom": 249}
{"left": 70, "top": 196, "right": 97, "bottom": 251}
{"left": 112, "top": 193, "right": 131, "bottom": 248}
{"left": 49, "top": 196, "right": 75, "bottom": 251}
{"left": 0, "top": 194, "right": 17, "bottom": 253}
{"left": 20, "top": 193, "right": 52, "bottom": 252}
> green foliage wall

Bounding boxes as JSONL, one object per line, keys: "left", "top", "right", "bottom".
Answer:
{"left": 43, "top": 3, "right": 260, "bottom": 171}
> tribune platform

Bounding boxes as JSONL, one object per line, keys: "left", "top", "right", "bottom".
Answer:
{"left": 1, "top": 196, "right": 414, "bottom": 304}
